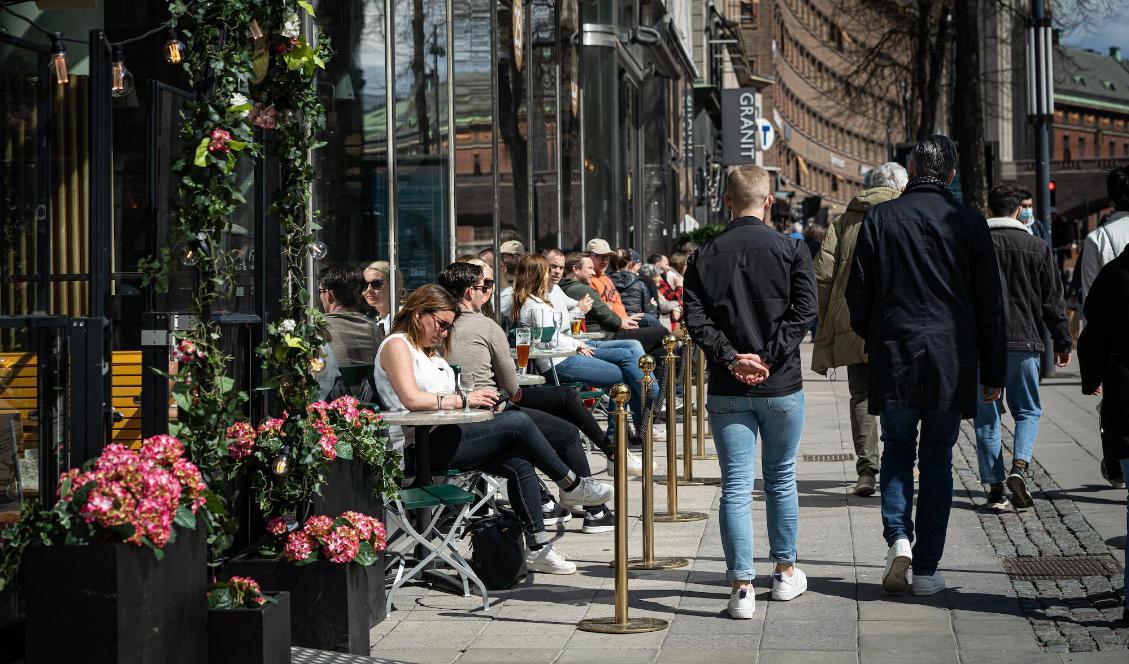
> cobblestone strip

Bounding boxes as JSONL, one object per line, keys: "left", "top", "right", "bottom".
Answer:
{"left": 951, "top": 422, "right": 1128, "bottom": 653}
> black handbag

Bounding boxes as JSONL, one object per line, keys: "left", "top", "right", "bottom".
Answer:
{"left": 465, "top": 511, "right": 528, "bottom": 590}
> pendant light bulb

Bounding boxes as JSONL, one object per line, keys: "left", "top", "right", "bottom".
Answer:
{"left": 164, "top": 28, "right": 186, "bottom": 65}
{"left": 50, "top": 33, "right": 68, "bottom": 85}
{"left": 111, "top": 46, "right": 134, "bottom": 99}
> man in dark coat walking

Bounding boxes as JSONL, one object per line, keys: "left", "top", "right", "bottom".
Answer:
{"left": 846, "top": 135, "right": 1006, "bottom": 597}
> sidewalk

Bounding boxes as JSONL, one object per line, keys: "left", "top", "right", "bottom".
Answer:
{"left": 328, "top": 345, "right": 1127, "bottom": 663}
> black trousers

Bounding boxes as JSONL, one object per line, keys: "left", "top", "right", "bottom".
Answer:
{"left": 516, "top": 385, "right": 614, "bottom": 457}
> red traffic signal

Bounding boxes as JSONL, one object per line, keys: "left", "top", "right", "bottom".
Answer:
{"left": 1048, "top": 180, "right": 1056, "bottom": 191}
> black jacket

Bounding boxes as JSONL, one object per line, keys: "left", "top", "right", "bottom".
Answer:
{"left": 985, "top": 217, "right": 1071, "bottom": 354}
{"left": 1079, "top": 251, "right": 1129, "bottom": 439}
{"left": 683, "top": 216, "right": 817, "bottom": 397}
{"left": 846, "top": 181, "right": 1006, "bottom": 417}
{"left": 610, "top": 270, "right": 658, "bottom": 317}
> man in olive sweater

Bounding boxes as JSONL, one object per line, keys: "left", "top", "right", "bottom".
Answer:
{"left": 560, "top": 252, "right": 666, "bottom": 356}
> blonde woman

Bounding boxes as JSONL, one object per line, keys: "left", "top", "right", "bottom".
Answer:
{"left": 361, "top": 260, "right": 395, "bottom": 335}
{"left": 510, "top": 255, "right": 650, "bottom": 446}
{"left": 374, "top": 284, "right": 610, "bottom": 573}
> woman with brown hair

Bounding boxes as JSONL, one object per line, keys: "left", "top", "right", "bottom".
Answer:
{"left": 373, "top": 284, "right": 610, "bottom": 573}
{"left": 510, "top": 255, "right": 652, "bottom": 448}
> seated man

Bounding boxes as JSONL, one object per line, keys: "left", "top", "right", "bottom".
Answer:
{"left": 438, "top": 261, "right": 620, "bottom": 533}
{"left": 560, "top": 248, "right": 667, "bottom": 357}
{"left": 319, "top": 264, "right": 383, "bottom": 365}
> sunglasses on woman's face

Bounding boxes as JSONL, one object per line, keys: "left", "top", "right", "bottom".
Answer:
{"left": 427, "top": 311, "right": 455, "bottom": 333}
{"left": 364, "top": 280, "right": 385, "bottom": 291}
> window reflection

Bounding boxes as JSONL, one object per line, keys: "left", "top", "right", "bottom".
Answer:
{"left": 453, "top": 0, "right": 495, "bottom": 257}
{"left": 496, "top": 0, "right": 528, "bottom": 248}
{"left": 529, "top": 0, "right": 558, "bottom": 250}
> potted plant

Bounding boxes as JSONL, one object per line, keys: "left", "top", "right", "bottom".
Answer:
{"left": 208, "top": 576, "right": 291, "bottom": 664}
{"left": 228, "top": 511, "right": 387, "bottom": 655}
{"left": 0, "top": 435, "right": 209, "bottom": 663}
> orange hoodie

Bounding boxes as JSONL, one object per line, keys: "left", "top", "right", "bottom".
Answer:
{"left": 590, "top": 272, "right": 628, "bottom": 320}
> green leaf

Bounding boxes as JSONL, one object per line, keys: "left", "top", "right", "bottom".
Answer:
{"left": 228, "top": 140, "right": 247, "bottom": 152}
{"left": 175, "top": 506, "right": 198, "bottom": 530}
{"left": 193, "top": 136, "right": 211, "bottom": 167}
{"left": 334, "top": 441, "right": 353, "bottom": 460}
{"left": 298, "top": 0, "right": 316, "bottom": 16}
{"left": 353, "top": 541, "right": 377, "bottom": 566}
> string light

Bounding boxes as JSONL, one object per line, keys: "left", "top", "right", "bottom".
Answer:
{"left": 164, "top": 28, "right": 186, "bottom": 64}
{"left": 111, "top": 46, "right": 134, "bottom": 98}
{"left": 49, "top": 32, "right": 68, "bottom": 85}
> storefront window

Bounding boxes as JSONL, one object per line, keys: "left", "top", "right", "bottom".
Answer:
{"left": 453, "top": 0, "right": 496, "bottom": 258}
{"left": 529, "top": 0, "right": 559, "bottom": 250}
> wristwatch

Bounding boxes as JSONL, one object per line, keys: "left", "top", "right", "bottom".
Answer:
{"left": 726, "top": 358, "right": 741, "bottom": 374}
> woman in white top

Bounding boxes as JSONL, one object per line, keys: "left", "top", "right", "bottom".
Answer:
{"left": 510, "top": 255, "right": 650, "bottom": 444}
{"left": 375, "top": 284, "right": 610, "bottom": 573}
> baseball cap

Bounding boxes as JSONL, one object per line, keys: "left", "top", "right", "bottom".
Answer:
{"left": 585, "top": 238, "right": 613, "bottom": 255}
{"left": 628, "top": 249, "right": 641, "bottom": 263}
{"left": 499, "top": 240, "right": 526, "bottom": 255}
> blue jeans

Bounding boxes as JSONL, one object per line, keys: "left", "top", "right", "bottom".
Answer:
{"left": 556, "top": 340, "right": 651, "bottom": 436}
{"left": 1122, "top": 458, "right": 1129, "bottom": 610}
{"left": 880, "top": 409, "right": 963, "bottom": 576}
{"left": 707, "top": 391, "right": 804, "bottom": 582}
{"left": 974, "top": 351, "right": 1042, "bottom": 484}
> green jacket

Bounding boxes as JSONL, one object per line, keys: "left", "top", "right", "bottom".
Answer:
{"left": 559, "top": 277, "right": 621, "bottom": 332}
{"left": 811, "top": 186, "right": 901, "bottom": 374}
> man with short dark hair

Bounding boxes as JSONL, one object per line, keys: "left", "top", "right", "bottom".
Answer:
{"left": 1017, "top": 190, "right": 1050, "bottom": 244}
{"left": 560, "top": 252, "right": 666, "bottom": 356}
{"left": 318, "top": 264, "right": 382, "bottom": 365}
{"left": 975, "top": 184, "right": 1072, "bottom": 513}
{"left": 847, "top": 134, "right": 1006, "bottom": 597}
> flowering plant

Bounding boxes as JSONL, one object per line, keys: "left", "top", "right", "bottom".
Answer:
{"left": 257, "top": 316, "right": 327, "bottom": 414}
{"left": 0, "top": 436, "right": 206, "bottom": 591}
{"left": 226, "top": 396, "right": 401, "bottom": 519}
{"left": 265, "top": 512, "right": 386, "bottom": 566}
{"left": 207, "top": 575, "right": 276, "bottom": 609}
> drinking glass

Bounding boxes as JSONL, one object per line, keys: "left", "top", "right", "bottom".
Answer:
{"left": 570, "top": 315, "right": 583, "bottom": 335}
{"left": 515, "top": 328, "right": 532, "bottom": 376}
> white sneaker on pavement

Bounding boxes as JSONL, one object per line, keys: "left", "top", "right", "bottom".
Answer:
{"left": 605, "top": 449, "right": 654, "bottom": 477}
{"left": 771, "top": 566, "right": 808, "bottom": 601}
{"left": 525, "top": 544, "right": 576, "bottom": 575}
{"left": 911, "top": 572, "right": 946, "bottom": 596}
{"left": 560, "top": 477, "right": 613, "bottom": 507}
{"left": 726, "top": 585, "right": 756, "bottom": 619}
{"left": 882, "top": 538, "right": 913, "bottom": 594}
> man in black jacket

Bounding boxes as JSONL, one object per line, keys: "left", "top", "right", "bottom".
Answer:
{"left": 1077, "top": 250, "right": 1129, "bottom": 623}
{"left": 684, "top": 164, "right": 817, "bottom": 618}
{"left": 975, "top": 185, "right": 1072, "bottom": 513}
{"left": 846, "top": 135, "right": 1006, "bottom": 597}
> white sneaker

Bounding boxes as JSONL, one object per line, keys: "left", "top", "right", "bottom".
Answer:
{"left": 605, "top": 449, "right": 654, "bottom": 477}
{"left": 525, "top": 544, "right": 576, "bottom": 575}
{"left": 882, "top": 538, "right": 913, "bottom": 594}
{"left": 651, "top": 424, "right": 667, "bottom": 440}
{"left": 560, "top": 477, "right": 613, "bottom": 507}
{"left": 726, "top": 585, "right": 756, "bottom": 619}
{"left": 771, "top": 566, "right": 808, "bottom": 601}
{"left": 912, "top": 572, "right": 945, "bottom": 596}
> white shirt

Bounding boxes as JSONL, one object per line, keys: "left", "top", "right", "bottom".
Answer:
{"left": 517, "top": 295, "right": 580, "bottom": 371}
{"left": 549, "top": 284, "right": 584, "bottom": 318}
{"left": 499, "top": 287, "right": 514, "bottom": 322}
{"left": 373, "top": 333, "right": 455, "bottom": 451}
{"left": 1080, "top": 211, "right": 1129, "bottom": 301}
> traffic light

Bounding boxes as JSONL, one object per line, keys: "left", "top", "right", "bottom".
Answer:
{"left": 1049, "top": 180, "right": 1056, "bottom": 207}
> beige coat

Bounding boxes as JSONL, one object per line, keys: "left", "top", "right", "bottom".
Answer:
{"left": 811, "top": 186, "right": 901, "bottom": 374}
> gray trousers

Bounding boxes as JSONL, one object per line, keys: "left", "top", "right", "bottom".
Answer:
{"left": 847, "top": 363, "right": 880, "bottom": 475}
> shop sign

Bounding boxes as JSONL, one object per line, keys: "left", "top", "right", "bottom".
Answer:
{"left": 721, "top": 88, "right": 761, "bottom": 165}
{"left": 513, "top": 0, "right": 524, "bottom": 71}
{"left": 683, "top": 89, "right": 694, "bottom": 165}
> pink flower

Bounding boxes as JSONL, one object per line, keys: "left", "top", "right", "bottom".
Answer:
{"left": 171, "top": 339, "right": 205, "bottom": 364}
{"left": 322, "top": 529, "right": 360, "bottom": 564}
{"left": 250, "top": 103, "right": 277, "bottom": 130}
{"left": 208, "top": 127, "right": 232, "bottom": 153}
{"left": 283, "top": 531, "right": 315, "bottom": 562}
{"left": 266, "top": 516, "right": 289, "bottom": 536}
{"left": 303, "top": 515, "right": 333, "bottom": 538}
{"left": 141, "top": 435, "right": 185, "bottom": 465}
{"left": 225, "top": 421, "right": 256, "bottom": 460}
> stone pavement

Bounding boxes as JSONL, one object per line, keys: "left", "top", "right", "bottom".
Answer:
{"left": 336, "top": 344, "right": 1127, "bottom": 663}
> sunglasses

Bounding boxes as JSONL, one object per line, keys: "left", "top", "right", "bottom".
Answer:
{"left": 470, "top": 279, "right": 495, "bottom": 292}
{"left": 364, "top": 280, "right": 385, "bottom": 290}
{"left": 427, "top": 311, "right": 455, "bottom": 333}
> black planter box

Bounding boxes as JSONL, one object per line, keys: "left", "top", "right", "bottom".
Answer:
{"left": 208, "top": 591, "right": 291, "bottom": 664}
{"left": 20, "top": 523, "right": 207, "bottom": 663}
{"left": 312, "top": 458, "right": 387, "bottom": 626}
{"left": 226, "top": 556, "right": 370, "bottom": 655}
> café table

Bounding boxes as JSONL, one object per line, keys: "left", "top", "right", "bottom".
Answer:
{"left": 517, "top": 374, "right": 546, "bottom": 386}
{"left": 571, "top": 331, "right": 611, "bottom": 341}
{"left": 380, "top": 409, "right": 495, "bottom": 601}
{"left": 510, "top": 347, "right": 576, "bottom": 386}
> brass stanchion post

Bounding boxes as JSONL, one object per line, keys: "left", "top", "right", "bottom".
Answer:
{"left": 578, "top": 385, "right": 669, "bottom": 634}
{"left": 657, "top": 330, "right": 712, "bottom": 486}
{"left": 627, "top": 356, "right": 688, "bottom": 570}
{"left": 694, "top": 348, "right": 717, "bottom": 461}
{"left": 654, "top": 335, "right": 706, "bottom": 522}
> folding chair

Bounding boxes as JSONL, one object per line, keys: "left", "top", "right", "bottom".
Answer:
{"left": 383, "top": 483, "right": 489, "bottom": 614}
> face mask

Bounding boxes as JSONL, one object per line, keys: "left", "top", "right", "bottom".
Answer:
{"left": 1019, "top": 207, "right": 1034, "bottom": 224}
